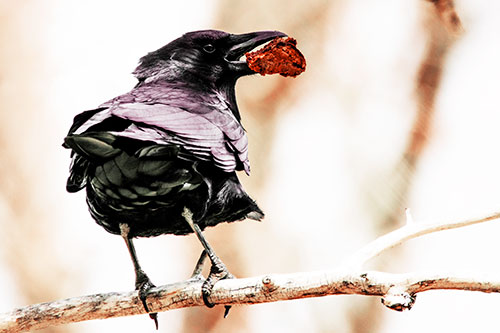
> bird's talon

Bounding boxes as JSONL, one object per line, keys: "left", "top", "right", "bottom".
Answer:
{"left": 223, "top": 305, "right": 231, "bottom": 318}
{"left": 135, "top": 270, "right": 158, "bottom": 328}
{"left": 138, "top": 281, "right": 155, "bottom": 311}
{"left": 201, "top": 262, "right": 235, "bottom": 314}
{"left": 149, "top": 313, "right": 159, "bottom": 330}
{"left": 188, "top": 273, "right": 205, "bottom": 283}
{"left": 202, "top": 291, "right": 216, "bottom": 308}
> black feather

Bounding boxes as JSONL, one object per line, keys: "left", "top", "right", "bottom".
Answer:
{"left": 67, "top": 107, "right": 107, "bottom": 136}
{"left": 63, "top": 30, "right": 277, "bottom": 238}
{"left": 62, "top": 30, "right": 291, "bottom": 324}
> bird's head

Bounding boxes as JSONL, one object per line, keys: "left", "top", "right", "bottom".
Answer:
{"left": 133, "top": 29, "right": 287, "bottom": 87}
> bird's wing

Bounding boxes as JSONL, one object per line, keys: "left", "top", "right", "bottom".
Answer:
{"left": 109, "top": 102, "right": 248, "bottom": 173}
{"left": 66, "top": 97, "right": 249, "bottom": 174}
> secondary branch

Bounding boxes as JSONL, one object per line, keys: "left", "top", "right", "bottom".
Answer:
{"left": 344, "top": 210, "right": 500, "bottom": 267}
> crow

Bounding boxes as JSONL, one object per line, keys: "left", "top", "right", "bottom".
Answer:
{"left": 63, "top": 29, "right": 286, "bottom": 326}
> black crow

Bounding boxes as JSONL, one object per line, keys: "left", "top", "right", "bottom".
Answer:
{"left": 63, "top": 29, "right": 286, "bottom": 326}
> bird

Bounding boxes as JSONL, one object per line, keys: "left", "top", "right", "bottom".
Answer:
{"left": 63, "top": 29, "right": 286, "bottom": 327}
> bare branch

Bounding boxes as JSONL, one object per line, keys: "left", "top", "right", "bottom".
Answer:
{"left": 344, "top": 210, "right": 500, "bottom": 267}
{"left": 0, "top": 279, "right": 203, "bottom": 332}
{"left": 2, "top": 209, "right": 500, "bottom": 332}
{"left": 2, "top": 269, "right": 500, "bottom": 332}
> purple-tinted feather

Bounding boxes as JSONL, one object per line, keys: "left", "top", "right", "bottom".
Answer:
{"left": 76, "top": 84, "right": 250, "bottom": 173}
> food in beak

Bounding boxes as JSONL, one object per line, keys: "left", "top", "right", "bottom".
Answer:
{"left": 245, "top": 37, "right": 306, "bottom": 77}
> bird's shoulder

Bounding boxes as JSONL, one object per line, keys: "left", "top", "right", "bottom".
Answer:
{"left": 66, "top": 83, "right": 250, "bottom": 173}
{"left": 103, "top": 82, "right": 218, "bottom": 112}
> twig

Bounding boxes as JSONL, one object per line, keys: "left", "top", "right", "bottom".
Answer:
{"left": 344, "top": 210, "right": 500, "bottom": 267}
{"left": 2, "top": 270, "right": 500, "bottom": 332}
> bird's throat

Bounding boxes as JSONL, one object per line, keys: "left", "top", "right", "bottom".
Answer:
{"left": 218, "top": 78, "right": 241, "bottom": 122}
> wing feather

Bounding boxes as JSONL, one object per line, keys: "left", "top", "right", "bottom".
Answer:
{"left": 65, "top": 85, "right": 250, "bottom": 174}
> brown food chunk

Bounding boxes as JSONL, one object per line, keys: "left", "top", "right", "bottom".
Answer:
{"left": 246, "top": 37, "right": 306, "bottom": 77}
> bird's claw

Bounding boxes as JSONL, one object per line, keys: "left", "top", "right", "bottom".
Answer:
{"left": 202, "top": 260, "right": 234, "bottom": 317}
{"left": 136, "top": 270, "right": 159, "bottom": 329}
{"left": 188, "top": 273, "right": 205, "bottom": 283}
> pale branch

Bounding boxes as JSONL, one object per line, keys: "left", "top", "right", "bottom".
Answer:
{"left": 344, "top": 210, "right": 500, "bottom": 268}
{"left": 2, "top": 270, "right": 500, "bottom": 332}
{"left": 2, "top": 209, "right": 500, "bottom": 332}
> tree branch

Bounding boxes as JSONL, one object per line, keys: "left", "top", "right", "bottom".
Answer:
{"left": 2, "top": 269, "right": 500, "bottom": 332}
{"left": 344, "top": 209, "right": 500, "bottom": 267}
{"left": 2, "top": 209, "right": 500, "bottom": 332}
{"left": 427, "top": 0, "right": 464, "bottom": 34}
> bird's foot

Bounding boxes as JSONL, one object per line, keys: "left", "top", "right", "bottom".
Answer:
{"left": 202, "top": 259, "right": 234, "bottom": 318}
{"left": 188, "top": 250, "right": 207, "bottom": 282}
{"left": 136, "top": 269, "right": 159, "bottom": 329}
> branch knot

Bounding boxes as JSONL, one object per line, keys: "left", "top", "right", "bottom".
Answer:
{"left": 381, "top": 286, "right": 416, "bottom": 311}
{"left": 261, "top": 276, "right": 277, "bottom": 292}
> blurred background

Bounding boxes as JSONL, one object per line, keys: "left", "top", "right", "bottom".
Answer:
{"left": 1, "top": 0, "right": 500, "bottom": 332}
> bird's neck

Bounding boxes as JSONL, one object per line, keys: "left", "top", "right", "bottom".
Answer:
{"left": 217, "top": 77, "right": 241, "bottom": 122}
{"left": 135, "top": 75, "right": 242, "bottom": 122}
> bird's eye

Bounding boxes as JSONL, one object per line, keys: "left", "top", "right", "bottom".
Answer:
{"left": 203, "top": 44, "right": 216, "bottom": 53}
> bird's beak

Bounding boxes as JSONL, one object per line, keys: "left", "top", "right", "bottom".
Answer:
{"left": 226, "top": 30, "right": 287, "bottom": 75}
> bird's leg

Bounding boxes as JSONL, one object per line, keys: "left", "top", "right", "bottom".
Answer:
{"left": 182, "top": 208, "right": 233, "bottom": 317}
{"left": 190, "top": 250, "right": 208, "bottom": 280}
{"left": 120, "top": 223, "right": 159, "bottom": 329}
